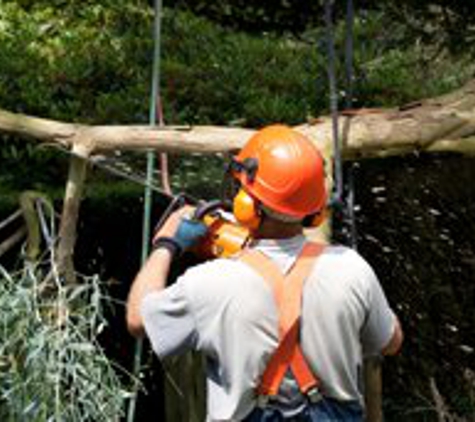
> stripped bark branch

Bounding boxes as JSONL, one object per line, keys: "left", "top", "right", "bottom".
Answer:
{"left": 1, "top": 79, "right": 475, "bottom": 159}
{"left": 56, "top": 149, "right": 89, "bottom": 284}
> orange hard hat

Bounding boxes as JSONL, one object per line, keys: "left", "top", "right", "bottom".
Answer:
{"left": 232, "top": 125, "right": 327, "bottom": 219}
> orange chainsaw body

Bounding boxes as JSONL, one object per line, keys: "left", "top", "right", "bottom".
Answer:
{"left": 195, "top": 213, "right": 250, "bottom": 259}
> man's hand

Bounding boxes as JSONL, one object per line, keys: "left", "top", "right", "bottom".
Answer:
{"left": 152, "top": 205, "right": 208, "bottom": 256}
{"left": 126, "top": 206, "right": 208, "bottom": 338}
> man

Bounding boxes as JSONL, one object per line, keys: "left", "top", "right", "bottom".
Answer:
{"left": 127, "top": 125, "right": 403, "bottom": 421}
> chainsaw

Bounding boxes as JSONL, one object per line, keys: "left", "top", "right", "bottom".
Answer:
{"left": 153, "top": 193, "right": 251, "bottom": 260}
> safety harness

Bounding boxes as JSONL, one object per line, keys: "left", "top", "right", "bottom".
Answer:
{"left": 239, "top": 242, "right": 325, "bottom": 405}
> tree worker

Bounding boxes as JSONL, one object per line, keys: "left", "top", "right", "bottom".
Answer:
{"left": 126, "top": 124, "right": 403, "bottom": 421}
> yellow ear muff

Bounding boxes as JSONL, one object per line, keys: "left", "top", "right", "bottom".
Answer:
{"left": 233, "top": 189, "right": 261, "bottom": 230}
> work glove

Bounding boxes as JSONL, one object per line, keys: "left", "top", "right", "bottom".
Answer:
{"left": 152, "top": 205, "right": 208, "bottom": 257}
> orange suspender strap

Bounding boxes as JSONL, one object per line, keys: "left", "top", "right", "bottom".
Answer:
{"left": 239, "top": 242, "right": 325, "bottom": 397}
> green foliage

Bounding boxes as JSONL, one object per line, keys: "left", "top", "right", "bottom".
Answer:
{"left": 299, "top": 11, "right": 475, "bottom": 109}
{"left": 0, "top": 2, "right": 325, "bottom": 127}
{"left": 0, "top": 0, "right": 151, "bottom": 123}
{"left": 0, "top": 265, "right": 130, "bottom": 421}
{"left": 379, "top": 1, "right": 475, "bottom": 55}
{"left": 162, "top": 11, "right": 325, "bottom": 126}
{"left": 0, "top": 137, "right": 68, "bottom": 195}
{"left": 173, "top": 0, "right": 475, "bottom": 56}
{"left": 356, "top": 47, "right": 474, "bottom": 107}
{"left": 342, "top": 11, "right": 475, "bottom": 107}
{"left": 173, "top": 0, "right": 322, "bottom": 35}
{"left": 2, "top": 1, "right": 473, "bottom": 128}
{"left": 0, "top": 1, "right": 473, "bottom": 130}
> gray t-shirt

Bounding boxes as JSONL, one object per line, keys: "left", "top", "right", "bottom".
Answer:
{"left": 141, "top": 235, "right": 396, "bottom": 421}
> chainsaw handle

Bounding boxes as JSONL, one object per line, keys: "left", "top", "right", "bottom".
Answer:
{"left": 193, "top": 199, "right": 232, "bottom": 221}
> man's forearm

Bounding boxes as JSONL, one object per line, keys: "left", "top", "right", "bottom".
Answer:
{"left": 126, "top": 248, "right": 173, "bottom": 337}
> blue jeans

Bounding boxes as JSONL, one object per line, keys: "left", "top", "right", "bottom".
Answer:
{"left": 243, "top": 397, "right": 364, "bottom": 421}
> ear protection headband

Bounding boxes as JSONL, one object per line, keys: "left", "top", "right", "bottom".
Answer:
{"left": 230, "top": 157, "right": 326, "bottom": 230}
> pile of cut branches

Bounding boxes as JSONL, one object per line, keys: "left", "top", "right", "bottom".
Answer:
{"left": 0, "top": 261, "right": 131, "bottom": 421}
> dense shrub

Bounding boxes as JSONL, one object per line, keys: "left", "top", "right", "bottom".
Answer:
{"left": 1, "top": 2, "right": 472, "bottom": 128}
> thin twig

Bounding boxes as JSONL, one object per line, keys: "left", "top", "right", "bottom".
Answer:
{"left": 0, "top": 226, "right": 26, "bottom": 259}
{"left": 429, "top": 376, "right": 453, "bottom": 422}
{"left": 0, "top": 208, "right": 22, "bottom": 231}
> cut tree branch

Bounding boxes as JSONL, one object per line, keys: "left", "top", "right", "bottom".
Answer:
{"left": 1, "top": 79, "right": 475, "bottom": 158}
{"left": 56, "top": 146, "right": 89, "bottom": 285}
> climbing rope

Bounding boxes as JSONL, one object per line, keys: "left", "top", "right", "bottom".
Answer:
{"left": 324, "top": 0, "right": 359, "bottom": 249}
{"left": 325, "top": 6, "right": 384, "bottom": 422}
{"left": 344, "top": 0, "right": 355, "bottom": 111}
{"left": 127, "top": 0, "right": 167, "bottom": 421}
{"left": 324, "top": 0, "right": 343, "bottom": 206}
{"left": 343, "top": 0, "right": 359, "bottom": 250}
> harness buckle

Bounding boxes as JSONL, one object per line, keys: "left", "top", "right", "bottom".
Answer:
{"left": 306, "top": 387, "right": 323, "bottom": 403}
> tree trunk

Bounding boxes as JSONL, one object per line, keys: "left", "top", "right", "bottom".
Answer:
{"left": 56, "top": 146, "right": 89, "bottom": 284}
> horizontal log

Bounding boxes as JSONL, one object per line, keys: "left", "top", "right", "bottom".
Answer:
{"left": 297, "top": 79, "right": 475, "bottom": 159}
{"left": 77, "top": 125, "right": 255, "bottom": 155}
{"left": 0, "top": 109, "right": 255, "bottom": 156}
{"left": 0, "top": 109, "right": 78, "bottom": 146}
{"left": 1, "top": 78, "right": 475, "bottom": 158}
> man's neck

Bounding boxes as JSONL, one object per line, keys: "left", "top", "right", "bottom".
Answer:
{"left": 253, "top": 218, "right": 303, "bottom": 240}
